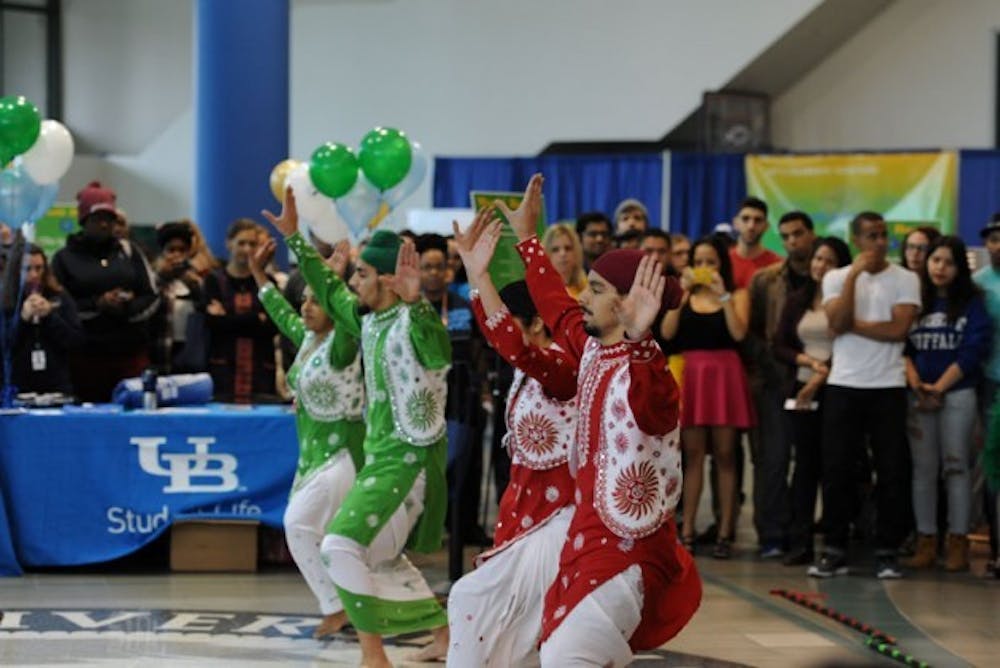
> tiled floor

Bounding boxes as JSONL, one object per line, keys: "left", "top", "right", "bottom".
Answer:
{"left": 2, "top": 537, "right": 997, "bottom": 667}
{"left": 4, "top": 444, "right": 998, "bottom": 667}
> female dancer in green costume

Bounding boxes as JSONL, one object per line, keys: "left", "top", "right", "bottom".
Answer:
{"left": 264, "top": 190, "right": 450, "bottom": 667}
{"left": 249, "top": 239, "right": 365, "bottom": 639}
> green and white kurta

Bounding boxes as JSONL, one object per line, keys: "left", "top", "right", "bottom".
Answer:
{"left": 258, "top": 282, "right": 366, "bottom": 617}
{"left": 259, "top": 283, "right": 365, "bottom": 488}
{"left": 287, "top": 232, "right": 450, "bottom": 634}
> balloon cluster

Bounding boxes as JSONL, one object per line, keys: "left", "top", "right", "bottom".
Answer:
{"left": 268, "top": 127, "right": 427, "bottom": 243}
{"left": 0, "top": 95, "right": 74, "bottom": 235}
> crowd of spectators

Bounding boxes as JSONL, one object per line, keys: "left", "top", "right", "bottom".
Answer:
{"left": 3, "top": 184, "right": 998, "bottom": 577}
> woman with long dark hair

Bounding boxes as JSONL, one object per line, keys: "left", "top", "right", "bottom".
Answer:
{"left": 10, "top": 244, "right": 86, "bottom": 395}
{"left": 661, "top": 235, "right": 753, "bottom": 558}
{"left": 773, "top": 237, "right": 851, "bottom": 565}
{"left": 903, "top": 235, "right": 992, "bottom": 572}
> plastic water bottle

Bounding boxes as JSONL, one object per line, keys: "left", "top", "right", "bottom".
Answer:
{"left": 141, "top": 368, "right": 158, "bottom": 410}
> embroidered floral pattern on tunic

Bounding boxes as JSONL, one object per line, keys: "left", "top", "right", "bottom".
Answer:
{"left": 611, "top": 461, "right": 660, "bottom": 520}
{"left": 515, "top": 411, "right": 558, "bottom": 458}
{"left": 593, "top": 364, "right": 683, "bottom": 539}
{"left": 405, "top": 388, "right": 439, "bottom": 432}
{"left": 291, "top": 329, "right": 364, "bottom": 422}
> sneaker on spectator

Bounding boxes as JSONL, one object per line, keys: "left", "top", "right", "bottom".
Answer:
{"left": 807, "top": 551, "right": 848, "bottom": 578}
{"left": 875, "top": 554, "right": 903, "bottom": 579}
{"left": 759, "top": 543, "right": 785, "bottom": 559}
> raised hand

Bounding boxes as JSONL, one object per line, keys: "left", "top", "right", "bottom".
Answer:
{"left": 615, "top": 255, "right": 666, "bottom": 340}
{"left": 261, "top": 186, "right": 299, "bottom": 238}
{"left": 452, "top": 207, "right": 501, "bottom": 284}
{"left": 324, "top": 239, "right": 351, "bottom": 279}
{"left": 494, "top": 173, "right": 543, "bottom": 242}
{"left": 250, "top": 238, "right": 276, "bottom": 285}
{"left": 390, "top": 238, "right": 422, "bottom": 304}
{"left": 251, "top": 237, "right": 276, "bottom": 272}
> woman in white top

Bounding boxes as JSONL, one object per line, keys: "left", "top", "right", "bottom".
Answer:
{"left": 773, "top": 237, "right": 852, "bottom": 566}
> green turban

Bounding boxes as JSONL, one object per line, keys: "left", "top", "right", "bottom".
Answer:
{"left": 360, "top": 229, "right": 401, "bottom": 274}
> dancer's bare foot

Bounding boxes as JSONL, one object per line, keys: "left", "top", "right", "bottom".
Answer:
{"left": 359, "top": 630, "right": 393, "bottom": 668}
{"left": 313, "top": 610, "right": 348, "bottom": 639}
{"left": 406, "top": 625, "right": 448, "bottom": 662}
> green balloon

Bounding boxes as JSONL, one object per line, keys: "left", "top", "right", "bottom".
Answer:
{"left": 0, "top": 95, "right": 41, "bottom": 165}
{"left": 309, "top": 142, "right": 359, "bottom": 199}
{"left": 358, "top": 127, "right": 412, "bottom": 191}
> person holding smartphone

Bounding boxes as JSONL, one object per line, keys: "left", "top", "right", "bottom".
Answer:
{"left": 151, "top": 221, "right": 204, "bottom": 373}
{"left": 773, "top": 237, "right": 852, "bottom": 565}
{"left": 661, "top": 235, "right": 753, "bottom": 559}
{"left": 10, "top": 244, "right": 85, "bottom": 396}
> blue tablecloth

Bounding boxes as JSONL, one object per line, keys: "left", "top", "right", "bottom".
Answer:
{"left": 0, "top": 404, "right": 297, "bottom": 574}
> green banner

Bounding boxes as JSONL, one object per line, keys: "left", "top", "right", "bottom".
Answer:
{"left": 469, "top": 190, "right": 547, "bottom": 290}
{"left": 746, "top": 152, "right": 957, "bottom": 259}
{"left": 32, "top": 203, "right": 79, "bottom": 257}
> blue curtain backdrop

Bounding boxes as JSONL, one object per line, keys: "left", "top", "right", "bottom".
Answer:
{"left": 958, "top": 150, "right": 1000, "bottom": 245}
{"left": 668, "top": 152, "right": 746, "bottom": 241}
{"left": 433, "top": 154, "right": 664, "bottom": 228}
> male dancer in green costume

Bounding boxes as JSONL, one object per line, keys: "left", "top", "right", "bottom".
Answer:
{"left": 264, "top": 190, "right": 450, "bottom": 667}
{"left": 249, "top": 238, "right": 365, "bottom": 638}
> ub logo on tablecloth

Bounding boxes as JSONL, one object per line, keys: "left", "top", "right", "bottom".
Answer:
{"left": 131, "top": 436, "right": 239, "bottom": 494}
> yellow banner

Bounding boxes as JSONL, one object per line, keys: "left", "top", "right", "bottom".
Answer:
{"left": 746, "top": 152, "right": 957, "bottom": 255}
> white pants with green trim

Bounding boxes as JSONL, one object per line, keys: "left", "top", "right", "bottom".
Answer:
{"left": 320, "top": 471, "right": 439, "bottom": 630}
{"left": 284, "top": 450, "right": 356, "bottom": 616}
{"left": 447, "top": 506, "right": 573, "bottom": 667}
{"left": 538, "top": 564, "right": 643, "bottom": 668}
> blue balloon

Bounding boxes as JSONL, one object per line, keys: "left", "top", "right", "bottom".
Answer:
{"left": 0, "top": 162, "right": 44, "bottom": 229}
{"left": 336, "top": 176, "right": 381, "bottom": 241}
{"left": 29, "top": 181, "right": 59, "bottom": 221}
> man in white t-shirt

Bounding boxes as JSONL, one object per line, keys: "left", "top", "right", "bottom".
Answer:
{"left": 808, "top": 211, "right": 920, "bottom": 580}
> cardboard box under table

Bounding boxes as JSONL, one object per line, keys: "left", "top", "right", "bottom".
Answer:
{"left": 170, "top": 519, "right": 260, "bottom": 572}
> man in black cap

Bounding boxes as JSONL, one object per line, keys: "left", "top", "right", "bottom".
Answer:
{"left": 972, "top": 211, "right": 1000, "bottom": 575}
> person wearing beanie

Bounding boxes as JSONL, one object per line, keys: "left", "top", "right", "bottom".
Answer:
{"left": 445, "top": 210, "right": 578, "bottom": 666}
{"left": 50, "top": 181, "right": 160, "bottom": 402}
{"left": 150, "top": 220, "right": 204, "bottom": 373}
{"left": 264, "top": 188, "right": 450, "bottom": 666}
{"left": 614, "top": 197, "right": 649, "bottom": 236}
{"left": 973, "top": 211, "right": 1000, "bottom": 574}
{"left": 247, "top": 235, "right": 366, "bottom": 638}
{"left": 499, "top": 175, "right": 701, "bottom": 667}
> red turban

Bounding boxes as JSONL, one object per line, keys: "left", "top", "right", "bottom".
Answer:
{"left": 590, "top": 249, "right": 683, "bottom": 312}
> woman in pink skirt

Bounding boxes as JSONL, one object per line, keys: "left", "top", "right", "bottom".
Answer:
{"left": 661, "top": 235, "right": 755, "bottom": 558}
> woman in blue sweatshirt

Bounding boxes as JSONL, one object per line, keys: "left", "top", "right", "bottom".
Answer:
{"left": 904, "top": 235, "right": 992, "bottom": 572}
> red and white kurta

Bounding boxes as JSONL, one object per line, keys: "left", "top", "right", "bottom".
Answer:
{"left": 445, "top": 296, "right": 580, "bottom": 666}
{"left": 470, "top": 297, "right": 578, "bottom": 561}
{"left": 515, "top": 236, "right": 702, "bottom": 652}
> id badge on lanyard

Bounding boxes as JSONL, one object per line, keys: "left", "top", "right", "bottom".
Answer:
{"left": 31, "top": 346, "right": 47, "bottom": 371}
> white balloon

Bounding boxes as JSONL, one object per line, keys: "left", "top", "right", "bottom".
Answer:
{"left": 21, "top": 120, "right": 74, "bottom": 185}
{"left": 306, "top": 203, "right": 350, "bottom": 244}
{"left": 286, "top": 162, "right": 335, "bottom": 223}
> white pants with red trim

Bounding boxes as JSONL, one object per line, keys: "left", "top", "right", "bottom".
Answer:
{"left": 446, "top": 506, "right": 573, "bottom": 667}
{"left": 539, "top": 563, "right": 643, "bottom": 668}
{"left": 283, "top": 450, "right": 356, "bottom": 615}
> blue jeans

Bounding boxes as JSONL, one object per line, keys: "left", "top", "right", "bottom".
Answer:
{"left": 909, "top": 388, "right": 976, "bottom": 535}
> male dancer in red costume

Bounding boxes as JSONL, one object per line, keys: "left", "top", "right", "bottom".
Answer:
{"left": 502, "top": 174, "right": 702, "bottom": 666}
{"left": 445, "top": 207, "right": 579, "bottom": 665}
